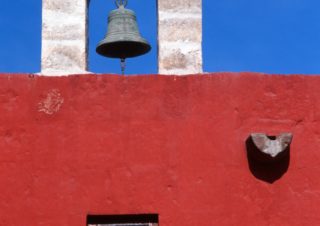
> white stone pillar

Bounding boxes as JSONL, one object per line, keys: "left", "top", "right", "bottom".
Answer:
{"left": 41, "top": 0, "right": 89, "bottom": 76}
{"left": 158, "top": 0, "right": 203, "bottom": 75}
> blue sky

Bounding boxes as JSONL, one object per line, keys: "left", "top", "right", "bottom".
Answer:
{"left": 0, "top": 0, "right": 320, "bottom": 74}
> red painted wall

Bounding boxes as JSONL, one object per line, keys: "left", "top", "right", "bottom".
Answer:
{"left": 1, "top": 73, "right": 320, "bottom": 226}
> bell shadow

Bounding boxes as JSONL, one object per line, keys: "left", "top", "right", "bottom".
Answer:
{"left": 246, "top": 137, "right": 290, "bottom": 184}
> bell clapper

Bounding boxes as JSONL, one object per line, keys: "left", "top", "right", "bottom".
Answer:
{"left": 120, "top": 58, "right": 126, "bottom": 75}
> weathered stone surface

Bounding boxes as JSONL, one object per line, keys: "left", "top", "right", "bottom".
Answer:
{"left": 158, "top": 0, "right": 201, "bottom": 12}
{"left": 158, "top": 19, "right": 201, "bottom": 42}
{"left": 41, "top": 0, "right": 89, "bottom": 76}
{"left": 158, "top": 0, "right": 202, "bottom": 75}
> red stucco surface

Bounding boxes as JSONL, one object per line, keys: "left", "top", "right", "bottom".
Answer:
{"left": 1, "top": 73, "right": 320, "bottom": 226}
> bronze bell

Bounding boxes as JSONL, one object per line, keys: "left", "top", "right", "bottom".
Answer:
{"left": 96, "top": 0, "right": 151, "bottom": 74}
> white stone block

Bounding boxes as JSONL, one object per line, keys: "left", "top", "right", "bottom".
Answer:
{"left": 158, "top": 0, "right": 203, "bottom": 75}
{"left": 41, "top": 0, "right": 89, "bottom": 76}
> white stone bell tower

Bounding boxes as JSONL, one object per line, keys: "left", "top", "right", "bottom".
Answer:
{"left": 41, "top": 0, "right": 202, "bottom": 75}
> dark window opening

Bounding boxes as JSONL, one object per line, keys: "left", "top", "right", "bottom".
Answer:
{"left": 87, "top": 214, "right": 159, "bottom": 226}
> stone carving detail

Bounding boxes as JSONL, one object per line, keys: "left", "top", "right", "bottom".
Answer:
{"left": 250, "top": 133, "right": 293, "bottom": 158}
{"left": 38, "top": 89, "right": 64, "bottom": 114}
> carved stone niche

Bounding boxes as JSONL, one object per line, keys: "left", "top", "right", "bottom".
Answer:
{"left": 249, "top": 133, "right": 293, "bottom": 162}
{"left": 246, "top": 133, "right": 293, "bottom": 183}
